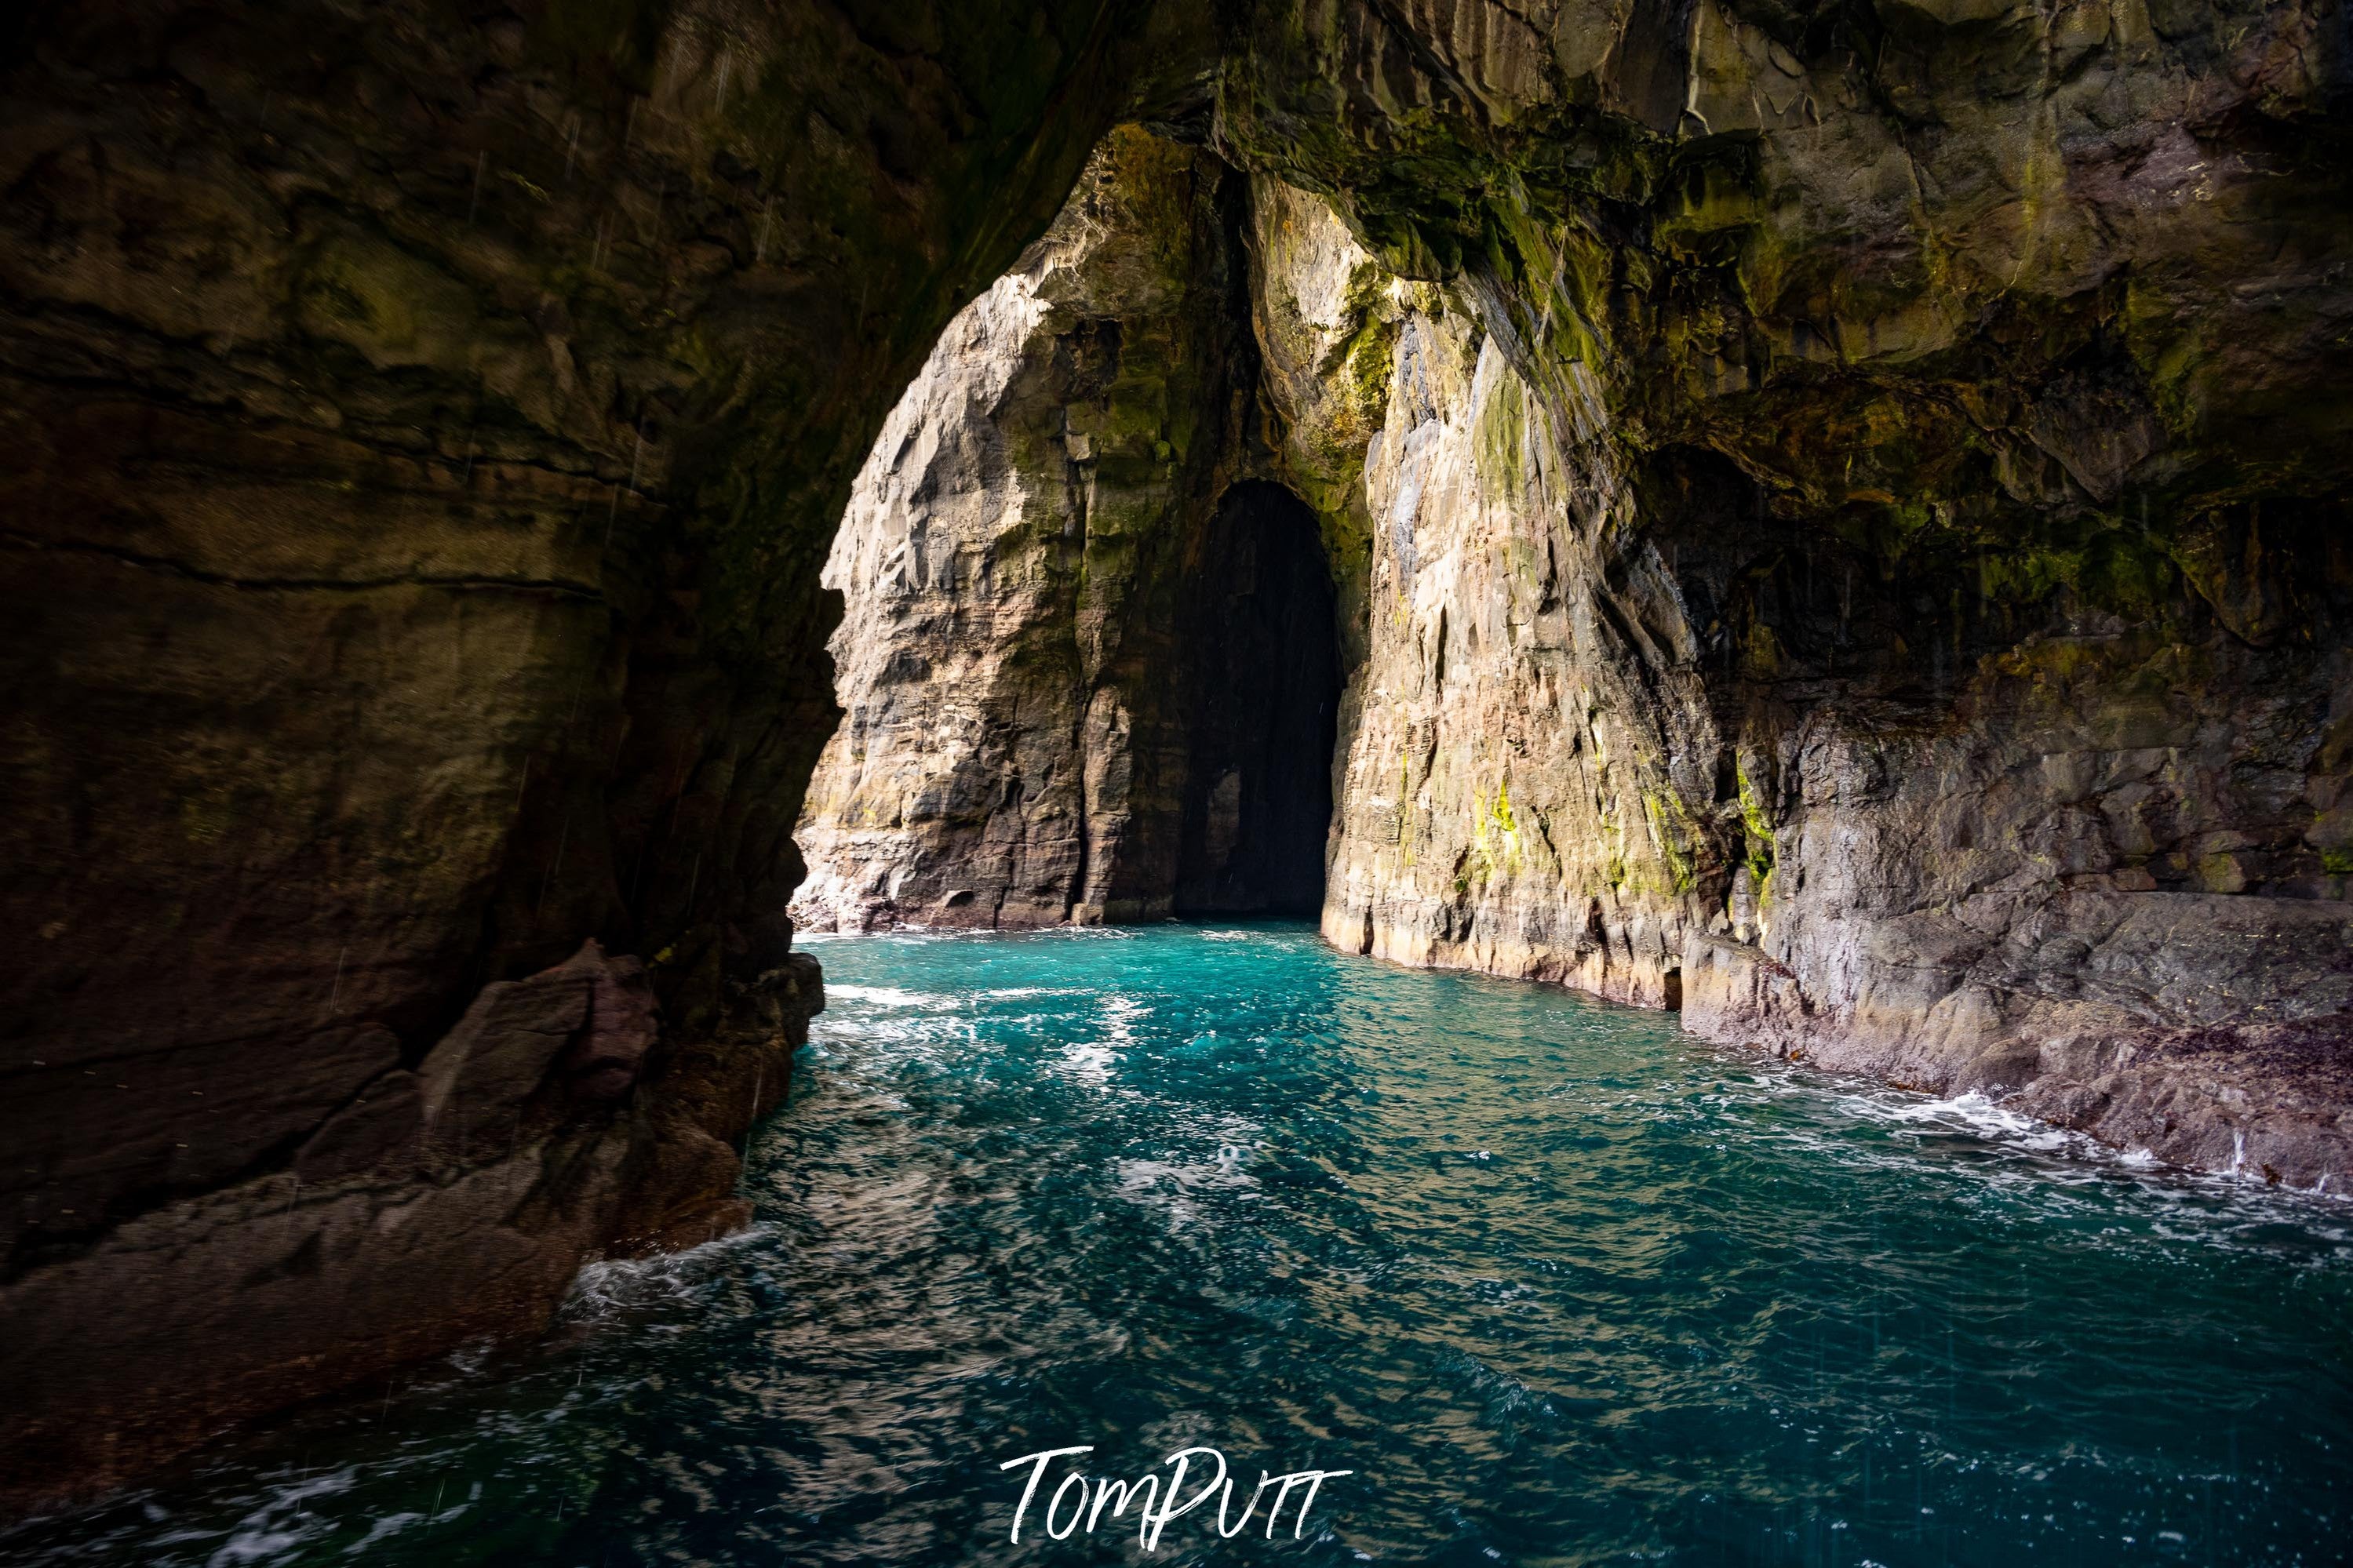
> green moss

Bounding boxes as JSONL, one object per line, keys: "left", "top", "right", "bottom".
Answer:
{"left": 1735, "top": 761, "right": 1775, "bottom": 889}
{"left": 1475, "top": 369, "right": 1529, "bottom": 503}
{"left": 497, "top": 170, "right": 552, "bottom": 206}
{"left": 1470, "top": 774, "right": 1522, "bottom": 882}
{"left": 1336, "top": 312, "right": 1399, "bottom": 418}
{"left": 1640, "top": 788, "right": 1699, "bottom": 897}
{"left": 528, "top": 0, "right": 673, "bottom": 89}
{"left": 179, "top": 788, "right": 235, "bottom": 846}
{"left": 1397, "top": 747, "right": 1416, "bottom": 862}
{"left": 1739, "top": 619, "right": 1786, "bottom": 679}
{"left": 294, "top": 228, "right": 481, "bottom": 369}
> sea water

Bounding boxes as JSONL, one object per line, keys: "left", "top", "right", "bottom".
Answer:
{"left": 12, "top": 924, "right": 2350, "bottom": 1565}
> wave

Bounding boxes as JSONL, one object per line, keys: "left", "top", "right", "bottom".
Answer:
{"left": 563, "top": 1225, "right": 773, "bottom": 1322}
{"left": 823, "top": 984, "right": 941, "bottom": 1008}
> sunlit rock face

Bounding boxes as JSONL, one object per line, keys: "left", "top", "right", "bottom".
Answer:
{"left": 1224, "top": 0, "right": 2353, "bottom": 1185}
{"left": 810, "top": 0, "right": 2353, "bottom": 1184}
{"left": 3, "top": 0, "right": 2351, "bottom": 1517}
{"left": 1254, "top": 191, "right": 1717, "bottom": 1006}
{"left": 792, "top": 129, "right": 1338, "bottom": 932}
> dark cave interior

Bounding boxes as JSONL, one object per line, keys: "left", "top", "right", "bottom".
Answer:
{"left": 1175, "top": 480, "right": 1341, "bottom": 915}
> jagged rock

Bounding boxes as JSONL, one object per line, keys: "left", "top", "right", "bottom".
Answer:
{"left": 792, "top": 129, "right": 1336, "bottom": 931}
{"left": 293, "top": 1068, "right": 423, "bottom": 1184}
{"left": 416, "top": 939, "right": 661, "bottom": 1161}
{"left": 4, "top": 0, "right": 2352, "bottom": 1518}
{"left": 0, "top": 935, "right": 818, "bottom": 1512}
{"left": 0, "top": 0, "right": 1200, "bottom": 1513}
{"left": 417, "top": 944, "right": 604, "bottom": 1164}
{"left": 1215, "top": 0, "right": 2353, "bottom": 1188}
{"left": 820, "top": 0, "right": 2353, "bottom": 1190}
{"left": 800, "top": 3, "right": 2353, "bottom": 1187}
{"left": 566, "top": 950, "right": 663, "bottom": 1102}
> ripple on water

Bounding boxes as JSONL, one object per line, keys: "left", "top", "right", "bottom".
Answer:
{"left": 7, "top": 922, "right": 2349, "bottom": 1566}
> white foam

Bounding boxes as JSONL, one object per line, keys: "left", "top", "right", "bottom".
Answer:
{"left": 563, "top": 1225, "right": 770, "bottom": 1320}
{"left": 824, "top": 984, "right": 938, "bottom": 1008}
{"left": 1113, "top": 1150, "right": 1261, "bottom": 1231}
{"left": 1874, "top": 1090, "right": 2084, "bottom": 1155}
{"left": 1060, "top": 1038, "right": 1118, "bottom": 1086}
{"left": 195, "top": 1466, "right": 357, "bottom": 1566}
{"left": 335, "top": 1509, "right": 425, "bottom": 1555}
{"left": 1707, "top": 1063, "right": 2353, "bottom": 1246}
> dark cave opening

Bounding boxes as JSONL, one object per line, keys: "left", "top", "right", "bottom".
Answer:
{"left": 1173, "top": 480, "right": 1341, "bottom": 916}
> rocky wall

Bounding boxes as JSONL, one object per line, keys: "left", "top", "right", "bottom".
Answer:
{"left": 792, "top": 128, "right": 1337, "bottom": 932}
{"left": 0, "top": 0, "right": 1200, "bottom": 1511}
{"left": 1255, "top": 189, "right": 1716, "bottom": 1008}
{"left": 796, "top": 0, "right": 2353, "bottom": 1187}
{"left": 1224, "top": 0, "right": 2353, "bottom": 1187}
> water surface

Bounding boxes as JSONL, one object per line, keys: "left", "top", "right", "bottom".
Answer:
{"left": 13, "top": 924, "right": 2351, "bottom": 1566}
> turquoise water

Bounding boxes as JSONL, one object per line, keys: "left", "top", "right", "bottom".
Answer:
{"left": 13, "top": 923, "right": 2351, "bottom": 1566}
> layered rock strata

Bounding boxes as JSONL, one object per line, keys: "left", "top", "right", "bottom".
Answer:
{"left": 8, "top": 0, "right": 2353, "bottom": 1515}
{"left": 0, "top": 0, "right": 1200, "bottom": 1510}
{"left": 792, "top": 129, "right": 1339, "bottom": 932}
{"left": 1222, "top": 0, "right": 2353, "bottom": 1187}
{"left": 3, "top": 941, "right": 818, "bottom": 1510}
{"left": 806, "top": 1, "right": 2353, "bottom": 1188}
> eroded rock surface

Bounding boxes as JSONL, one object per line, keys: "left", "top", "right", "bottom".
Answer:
{"left": 0, "top": 0, "right": 1197, "bottom": 1510}
{"left": 1220, "top": 0, "right": 2353, "bottom": 1187}
{"left": 807, "top": 0, "right": 2352, "bottom": 1191}
{"left": 792, "top": 129, "right": 1337, "bottom": 932}
{"left": 2, "top": 940, "right": 819, "bottom": 1507}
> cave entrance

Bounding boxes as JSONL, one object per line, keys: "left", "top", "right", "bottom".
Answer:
{"left": 789, "top": 130, "right": 1347, "bottom": 934}
{"left": 1172, "top": 480, "right": 1340, "bottom": 916}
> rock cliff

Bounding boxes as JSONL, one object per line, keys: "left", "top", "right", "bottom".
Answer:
{"left": 1223, "top": 0, "right": 2353, "bottom": 1188}
{"left": 804, "top": 0, "right": 2353, "bottom": 1194}
{"left": 0, "top": 0, "right": 1200, "bottom": 1511}
{"left": 792, "top": 129, "right": 1339, "bottom": 932}
{"left": 1256, "top": 167, "right": 2353, "bottom": 1188}
{"left": 5, "top": 0, "right": 2351, "bottom": 1515}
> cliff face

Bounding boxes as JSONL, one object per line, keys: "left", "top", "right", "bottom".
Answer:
{"left": 1253, "top": 187, "right": 1711, "bottom": 1006}
{"left": 1255, "top": 177, "right": 2353, "bottom": 1187}
{"left": 803, "top": 0, "right": 2353, "bottom": 1192}
{"left": 1222, "top": 0, "right": 2353, "bottom": 1186}
{"left": 0, "top": 0, "right": 1200, "bottom": 1508}
{"left": 792, "top": 129, "right": 1337, "bottom": 932}
{"left": 6, "top": 0, "right": 2352, "bottom": 1515}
